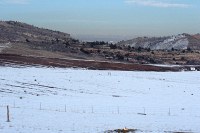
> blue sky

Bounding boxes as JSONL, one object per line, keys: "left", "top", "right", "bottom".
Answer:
{"left": 0, "top": 0, "right": 200, "bottom": 39}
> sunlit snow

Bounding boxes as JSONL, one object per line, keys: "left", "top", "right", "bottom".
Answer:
{"left": 0, "top": 66, "right": 200, "bottom": 133}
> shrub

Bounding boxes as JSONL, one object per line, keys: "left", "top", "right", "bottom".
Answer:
{"left": 80, "top": 48, "right": 90, "bottom": 54}
{"left": 110, "top": 44, "right": 117, "bottom": 49}
{"left": 26, "top": 39, "right": 30, "bottom": 42}
{"left": 116, "top": 54, "right": 124, "bottom": 60}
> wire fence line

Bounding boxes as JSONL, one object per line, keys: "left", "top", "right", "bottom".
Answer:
{"left": 0, "top": 102, "right": 199, "bottom": 118}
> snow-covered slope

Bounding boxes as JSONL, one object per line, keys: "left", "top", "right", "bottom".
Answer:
{"left": 0, "top": 66, "right": 200, "bottom": 133}
{"left": 151, "top": 34, "right": 188, "bottom": 50}
{"left": 118, "top": 34, "right": 200, "bottom": 50}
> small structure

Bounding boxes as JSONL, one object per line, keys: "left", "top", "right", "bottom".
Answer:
{"left": 190, "top": 67, "right": 196, "bottom": 71}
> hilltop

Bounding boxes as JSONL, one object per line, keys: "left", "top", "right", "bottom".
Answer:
{"left": 0, "top": 21, "right": 70, "bottom": 43}
{"left": 0, "top": 21, "right": 81, "bottom": 53}
{"left": 0, "top": 21, "right": 91, "bottom": 59}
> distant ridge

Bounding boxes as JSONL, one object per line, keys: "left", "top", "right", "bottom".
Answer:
{"left": 1, "top": 21, "right": 200, "bottom": 50}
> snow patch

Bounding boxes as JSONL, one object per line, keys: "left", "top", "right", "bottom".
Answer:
{"left": 0, "top": 42, "right": 11, "bottom": 52}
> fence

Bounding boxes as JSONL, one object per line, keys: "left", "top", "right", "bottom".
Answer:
{"left": 0, "top": 102, "right": 199, "bottom": 119}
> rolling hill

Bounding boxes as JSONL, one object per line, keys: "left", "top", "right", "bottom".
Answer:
{"left": 117, "top": 33, "right": 200, "bottom": 50}
{"left": 0, "top": 21, "right": 71, "bottom": 43}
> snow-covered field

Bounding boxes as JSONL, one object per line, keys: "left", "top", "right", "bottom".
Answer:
{"left": 0, "top": 66, "right": 200, "bottom": 133}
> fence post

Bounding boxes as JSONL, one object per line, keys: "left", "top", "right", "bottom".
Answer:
{"left": 117, "top": 106, "right": 120, "bottom": 114}
{"left": 143, "top": 107, "right": 146, "bottom": 114}
{"left": 91, "top": 106, "right": 94, "bottom": 113}
{"left": 13, "top": 101, "right": 15, "bottom": 108}
{"left": 40, "top": 103, "right": 42, "bottom": 110}
{"left": 168, "top": 108, "right": 171, "bottom": 116}
{"left": 65, "top": 105, "right": 67, "bottom": 112}
{"left": 7, "top": 105, "right": 10, "bottom": 122}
